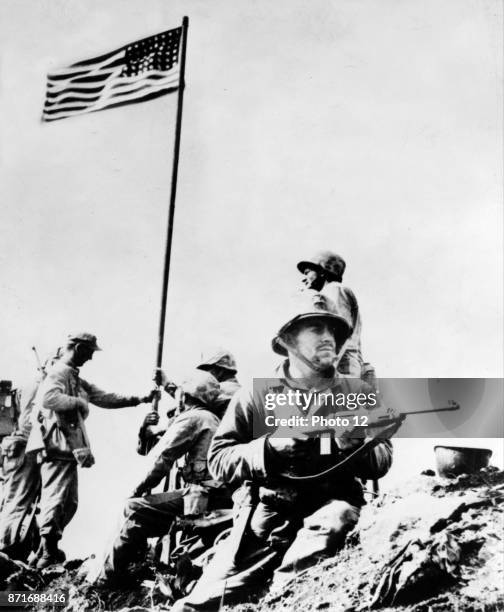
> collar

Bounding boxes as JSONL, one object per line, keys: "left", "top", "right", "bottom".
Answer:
{"left": 52, "top": 361, "right": 80, "bottom": 377}
{"left": 275, "top": 360, "right": 340, "bottom": 393}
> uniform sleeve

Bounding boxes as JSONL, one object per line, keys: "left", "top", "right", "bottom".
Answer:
{"left": 208, "top": 386, "right": 267, "bottom": 487}
{"left": 16, "top": 382, "right": 40, "bottom": 439}
{"left": 80, "top": 379, "right": 140, "bottom": 409}
{"left": 41, "top": 371, "right": 84, "bottom": 414}
{"left": 135, "top": 412, "right": 200, "bottom": 491}
{"left": 137, "top": 426, "right": 164, "bottom": 455}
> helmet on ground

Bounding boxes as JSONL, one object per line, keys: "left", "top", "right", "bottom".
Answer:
{"left": 297, "top": 251, "right": 346, "bottom": 282}
{"left": 272, "top": 292, "right": 352, "bottom": 356}
{"left": 197, "top": 349, "right": 237, "bottom": 374}
{"left": 181, "top": 371, "right": 220, "bottom": 406}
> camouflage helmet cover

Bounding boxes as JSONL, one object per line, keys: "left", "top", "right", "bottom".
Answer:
{"left": 272, "top": 292, "right": 353, "bottom": 356}
{"left": 181, "top": 370, "right": 220, "bottom": 406}
{"left": 297, "top": 251, "right": 346, "bottom": 282}
{"left": 197, "top": 349, "right": 237, "bottom": 374}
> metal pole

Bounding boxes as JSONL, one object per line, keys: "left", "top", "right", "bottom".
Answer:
{"left": 152, "top": 16, "right": 189, "bottom": 412}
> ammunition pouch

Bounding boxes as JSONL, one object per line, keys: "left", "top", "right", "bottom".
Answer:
{"left": 38, "top": 410, "right": 92, "bottom": 465}
{"left": 1, "top": 435, "right": 27, "bottom": 474}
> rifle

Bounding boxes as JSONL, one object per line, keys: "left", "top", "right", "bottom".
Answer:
{"left": 278, "top": 401, "right": 460, "bottom": 481}
{"left": 31, "top": 346, "right": 45, "bottom": 377}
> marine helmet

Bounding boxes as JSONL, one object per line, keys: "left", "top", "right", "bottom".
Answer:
{"left": 272, "top": 292, "right": 352, "bottom": 356}
{"left": 181, "top": 370, "right": 220, "bottom": 407}
{"left": 197, "top": 349, "right": 237, "bottom": 374}
{"left": 297, "top": 251, "right": 346, "bottom": 282}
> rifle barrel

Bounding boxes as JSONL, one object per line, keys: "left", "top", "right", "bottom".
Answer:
{"left": 399, "top": 402, "right": 460, "bottom": 416}
{"left": 367, "top": 402, "right": 460, "bottom": 428}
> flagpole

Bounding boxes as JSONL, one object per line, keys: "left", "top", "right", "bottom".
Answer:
{"left": 152, "top": 16, "right": 189, "bottom": 412}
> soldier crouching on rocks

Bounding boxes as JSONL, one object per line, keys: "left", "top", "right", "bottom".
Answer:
{"left": 172, "top": 292, "right": 393, "bottom": 611}
{"left": 92, "top": 370, "right": 232, "bottom": 587}
{"left": 26, "top": 333, "right": 155, "bottom": 569}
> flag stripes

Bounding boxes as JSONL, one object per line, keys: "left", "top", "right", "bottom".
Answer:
{"left": 42, "top": 28, "right": 182, "bottom": 122}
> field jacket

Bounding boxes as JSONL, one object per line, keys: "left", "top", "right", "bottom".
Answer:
{"left": 26, "top": 361, "right": 140, "bottom": 457}
{"left": 135, "top": 406, "right": 221, "bottom": 492}
{"left": 208, "top": 362, "right": 393, "bottom": 507}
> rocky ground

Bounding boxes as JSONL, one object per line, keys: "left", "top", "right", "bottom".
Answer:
{"left": 1, "top": 468, "right": 503, "bottom": 612}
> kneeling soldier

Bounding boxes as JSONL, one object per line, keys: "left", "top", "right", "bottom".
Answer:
{"left": 137, "top": 349, "right": 240, "bottom": 455}
{"left": 94, "top": 370, "right": 231, "bottom": 586}
{"left": 173, "top": 292, "right": 393, "bottom": 610}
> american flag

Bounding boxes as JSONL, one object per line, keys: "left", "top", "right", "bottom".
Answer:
{"left": 42, "top": 27, "right": 182, "bottom": 122}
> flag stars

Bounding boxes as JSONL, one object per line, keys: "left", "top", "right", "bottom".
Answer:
{"left": 121, "top": 28, "right": 181, "bottom": 76}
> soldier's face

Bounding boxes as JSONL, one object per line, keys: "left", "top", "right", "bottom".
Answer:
{"left": 73, "top": 344, "right": 95, "bottom": 367}
{"left": 290, "top": 320, "right": 337, "bottom": 367}
{"left": 302, "top": 268, "right": 324, "bottom": 290}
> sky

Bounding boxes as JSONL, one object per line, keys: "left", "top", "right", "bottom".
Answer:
{"left": 0, "top": 0, "right": 502, "bottom": 557}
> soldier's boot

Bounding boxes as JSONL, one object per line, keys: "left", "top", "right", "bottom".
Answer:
{"left": 36, "top": 535, "right": 64, "bottom": 569}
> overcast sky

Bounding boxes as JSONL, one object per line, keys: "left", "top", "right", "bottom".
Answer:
{"left": 1, "top": 0, "right": 502, "bottom": 557}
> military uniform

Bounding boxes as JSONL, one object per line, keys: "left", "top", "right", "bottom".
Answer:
{"left": 26, "top": 361, "right": 143, "bottom": 546}
{"left": 212, "top": 377, "right": 240, "bottom": 417}
{"left": 319, "top": 282, "right": 362, "bottom": 377}
{"left": 197, "top": 349, "right": 240, "bottom": 417}
{"left": 297, "top": 252, "right": 363, "bottom": 377}
{"left": 95, "top": 371, "right": 231, "bottom": 584}
{"left": 174, "top": 368, "right": 392, "bottom": 610}
{"left": 1, "top": 381, "right": 20, "bottom": 498}
{"left": 137, "top": 350, "right": 240, "bottom": 455}
{"left": 0, "top": 382, "right": 41, "bottom": 558}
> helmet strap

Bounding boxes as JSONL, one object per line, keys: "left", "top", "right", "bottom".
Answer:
{"left": 277, "top": 336, "right": 349, "bottom": 376}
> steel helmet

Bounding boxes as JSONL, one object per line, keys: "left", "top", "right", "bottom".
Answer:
{"left": 197, "top": 349, "right": 237, "bottom": 374}
{"left": 297, "top": 251, "right": 346, "bottom": 282}
{"left": 181, "top": 371, "right": 220, "bottom": 406}
{"left": 272, "top": 292, "right": 352, "bottom": 356}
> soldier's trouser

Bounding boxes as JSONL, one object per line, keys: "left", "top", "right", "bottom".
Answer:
{"left": 172, "top": 497, "right": 360, "bottom": 611}
{"left": 38, "top": 459, "right": 78, "bottom": 541}
{"left": 0, "top": 451, "right": 40, "bottom": 552}
{"left": 97, "top": 490, "right": 185, "bottom": 582}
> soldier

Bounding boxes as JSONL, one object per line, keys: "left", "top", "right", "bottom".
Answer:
{"left": 297, "top": 251, "right": 363, "bottom": 377}
{"left": 26, "top": 332, "right": 155, "bottom": 569}
{"left": 196, "top": 349, "right": 240, "bottom": 417}
{"left": 172, "top": 293, "right": 393, "bottom": 611}
{"left": 0, "top": 349, "right": 61, "bottom": 561}
{"left": 138, "top": 349, "right": 239, "bottom": 455}
{"left": 93, "top": 370, "right": 232, "bottom": 586}
{"left": 0, "top": 380, "right": 20, "bottom": 459}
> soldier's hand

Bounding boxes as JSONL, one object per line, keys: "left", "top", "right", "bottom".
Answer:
{"left": 143, "top": 411, "right": 160, "bottom": 427}
{"left": 139, "top": 389, "right": 160, "bottom": 404}
{"left": 130, "top": 483, "right": 147, "bottom": 498}
{"left": 267, "top": 435, "right": 312, "bottom": 460}
{"left": 153, "top": 368, "right": 168, "bottom": 387}
{"left": 77, "top": 398, "right": 89, "bottom": 420}
{"left": 335, "top": 437, "right": 363, "bottom": 451}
